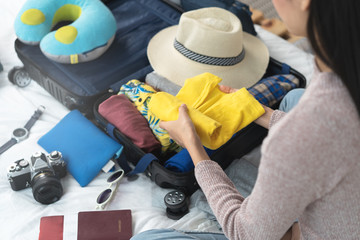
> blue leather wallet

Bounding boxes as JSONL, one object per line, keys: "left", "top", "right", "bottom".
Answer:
{"left": 38, "top": 110, "right": 123, "bottom": 187}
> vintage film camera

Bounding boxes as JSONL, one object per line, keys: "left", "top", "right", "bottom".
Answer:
{"left": 7, "top": 151, "right": 67, "bottom": 204}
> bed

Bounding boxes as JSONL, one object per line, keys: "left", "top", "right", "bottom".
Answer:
{"left": 0, "top": 1, "right": 314, "bottom": 239}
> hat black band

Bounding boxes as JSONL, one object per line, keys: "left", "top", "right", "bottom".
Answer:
{"left": 174, "top": 39, "right": 245, "bottom": 66}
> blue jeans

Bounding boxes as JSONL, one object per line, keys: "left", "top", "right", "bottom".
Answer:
{"left": 279, "top": 88, "right": 304, "bottom": 112}
{"left": 131, "top": 89, "right": 305, "bottom": 240}
{"left": 131, "top": 229, "right": 228, "bottom": 240}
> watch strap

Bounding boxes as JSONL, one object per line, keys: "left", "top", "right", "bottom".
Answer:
{"left": 0, "top": 138, "right": 17, "bottom": 155}
{"left": 0, "top": 106, "right": 45, "bottom": 155}
{"left": 24, "top": 105, "right": 45, "bottom": 131}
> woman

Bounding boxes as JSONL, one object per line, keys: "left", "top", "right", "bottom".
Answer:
{"left": 132, "top": 0, "right": 360, "bottom": 239}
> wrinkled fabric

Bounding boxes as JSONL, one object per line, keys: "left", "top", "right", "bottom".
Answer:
{"left": 98, "top": 94, "right": 161, "bottom": 153}
{"left": 145, "top": 71, "right": 301, "bottom": 108}
{"left": 119, "top": 80, "right": 182, "bottom": 154}
{"left": 149, "top": 73, "right": 265, "bottom": 149}
{"left": 145, "top": 71, "right": 181, "bottom": 96}
{"left": 148, "top": 91, "right": 222, "bottom": 149}
{"left": 164, "top": 146, "right": 216, "bottom": 173}
{"left": 248, "top": 74, "right": 300, "bottom": 107}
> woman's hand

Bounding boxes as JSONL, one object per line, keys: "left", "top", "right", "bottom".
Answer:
{"left": 219, "top": 85, "right": 238, "bottom": 94}
{"left": 159, "top": 104, "right": 199, "bottom": 148}
{"left": 159, "top": 104, "right": 210, "bottom": 165}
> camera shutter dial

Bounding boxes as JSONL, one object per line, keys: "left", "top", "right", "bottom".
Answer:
{"left": 49, "top": 151, "right": 62, "bottom": 161}
{"left": 19, "top": 159, "right": 29, "bottom": 168}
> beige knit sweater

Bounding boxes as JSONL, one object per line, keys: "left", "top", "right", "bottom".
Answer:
{"left": 195, "top": 66, "right": 360, "bottom": 240}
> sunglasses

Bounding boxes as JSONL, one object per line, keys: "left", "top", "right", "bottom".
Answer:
{"left": 95, "top": 169, "right": 124, "bottom": 210}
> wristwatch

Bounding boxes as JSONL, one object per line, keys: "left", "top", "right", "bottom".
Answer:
{"left": 0, "top": 105, "right": 45, "bottom": 155}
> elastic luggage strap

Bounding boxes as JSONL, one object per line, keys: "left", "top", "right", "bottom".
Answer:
{"left": 105, "top": 123, "right": 158, "bottom": 176}
{"left": 119, "top": 153, "right": 158, "bottom": 177}
{"left": 106, "top": 123, "right": 116, "bottom": 139}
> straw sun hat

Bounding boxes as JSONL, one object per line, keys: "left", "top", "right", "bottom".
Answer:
{"left": 147, "top": 7, "right": 270, "bottom": 89}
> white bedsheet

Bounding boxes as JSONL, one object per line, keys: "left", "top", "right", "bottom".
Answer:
{"left": 0, "top": 1, "right": 314, "bottom": 239}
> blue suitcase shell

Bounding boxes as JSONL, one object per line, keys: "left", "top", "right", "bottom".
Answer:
{"left": 13, "top": 0, "right": 181, "bottom": 115}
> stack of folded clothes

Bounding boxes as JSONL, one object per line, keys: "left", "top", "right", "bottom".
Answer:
{"left": 98, "top": 72, "right": 300, "bottom": 172}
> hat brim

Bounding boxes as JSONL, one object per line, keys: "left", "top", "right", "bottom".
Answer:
{"left": 147, "top": 25, "right": 270, "bottom": 89}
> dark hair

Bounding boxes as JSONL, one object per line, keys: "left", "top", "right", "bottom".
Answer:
{"left": 307, "top": 0, "right": 360, "bottom": 115}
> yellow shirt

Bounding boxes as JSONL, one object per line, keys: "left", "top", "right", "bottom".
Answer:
{"left": 149, "top": 73, "right": 265, "bottom": 149}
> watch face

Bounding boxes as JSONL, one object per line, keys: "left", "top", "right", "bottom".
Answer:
{"left": 12, "top": 128, "right": 29, "bottom": 140}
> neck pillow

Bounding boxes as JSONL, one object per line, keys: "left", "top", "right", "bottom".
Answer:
{"left": 14, "top": 0, "right": 117, "bottom": 64}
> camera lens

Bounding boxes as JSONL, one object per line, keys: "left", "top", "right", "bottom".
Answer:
{"left": 31, "top": 172, "right": 63, "bottom": 204}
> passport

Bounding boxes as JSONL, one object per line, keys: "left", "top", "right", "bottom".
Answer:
{"left": 39, "top": 215, "right": 64, "bottom": 240}
{"left": 77, "top": 210, "right": 132, "bottom": 240}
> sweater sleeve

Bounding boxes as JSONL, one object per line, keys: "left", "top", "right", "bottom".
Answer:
{"left": 269, "top": 110, "right": 286, "bottom": 129}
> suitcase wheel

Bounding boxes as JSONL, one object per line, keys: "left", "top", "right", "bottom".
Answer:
{"left": 164, "top": 190, "right": 189, "bottom": 220}
{"left": 8, "top": 66, "right": 32, "bottom": 88}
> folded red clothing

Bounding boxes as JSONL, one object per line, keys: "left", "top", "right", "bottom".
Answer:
{"left": 98, "top": 94, "right": 161, "bottom": 153}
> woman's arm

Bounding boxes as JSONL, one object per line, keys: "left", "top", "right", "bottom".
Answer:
{"left": 159, "top": 102, "right": 275, "bottom": 166}
{"left": 254, "top": 105, "right": 274, "bottom": 129}
{"left": 160, "top": 103, "right": 309, "bottom": 239}
{"left": 159, "top": 104, "right": 210, "bottom": 166}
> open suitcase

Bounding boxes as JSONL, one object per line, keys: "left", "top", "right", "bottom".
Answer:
{"left": 12, "top": 0, "right": 306, "bottom": 196}
{"left": 93, "top": 57, "right": 306, "bottom": 196}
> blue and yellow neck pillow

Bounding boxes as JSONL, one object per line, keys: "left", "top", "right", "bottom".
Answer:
{"left": 15, "top": 0, "right": 117, "bottom": 64}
